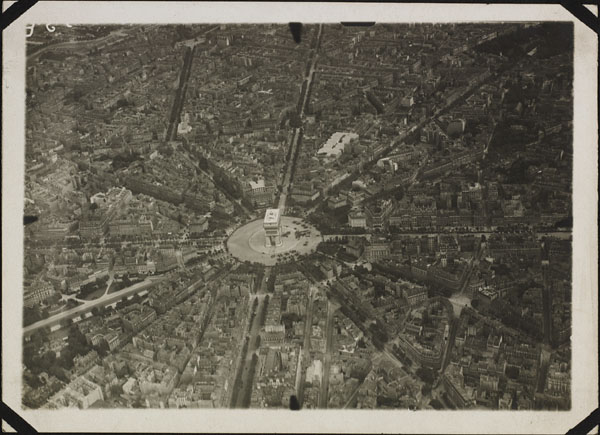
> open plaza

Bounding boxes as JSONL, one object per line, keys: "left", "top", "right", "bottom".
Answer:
{"left": 226, "top": 215, "right": 322, "bottom": 266}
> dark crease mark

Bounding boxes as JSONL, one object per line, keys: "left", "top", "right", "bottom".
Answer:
{"left": 289, "top": 22, "right": 302, "bottom": 43}
{"left": 289, "top": 394, "right": 300, "bottom": 410}
{"left": 24, "top": 215, "right": 39, "bottom": 226}
{"left": 341, "top": 22, "right": 376, "bottom": 27}
{"left": 1, "top": 0, "right": 38, "bottom": 32}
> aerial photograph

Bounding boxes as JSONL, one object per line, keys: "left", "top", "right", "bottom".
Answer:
{"left": 22, "top": 22, "right": 573, "bottom": 411}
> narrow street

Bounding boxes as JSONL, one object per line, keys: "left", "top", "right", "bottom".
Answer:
{"left": 382, "top": 345, "right": 409, "bottom": 371}
{"left": 185, "top": 152, "right": 253, "bottom": 218}
{"left": 100, "top": 269, "right": 115, "bottom": 298}
{"left": 174, "top": 278, "right": 223, "bottom": 390}
{"left": 536, "top": 347, "right": 552, "bottom": 393}
{"left": 227, "top": 296, "right": 255, "bottom": 407}
{"left": 541, "top": 262, "right": 553, "bottom": 346}
{"left": 232, "top": 295, "right": 266, "bottom": 407}
{"left": 458, "top": 241, "right": 485, "bottom": 296}
{"left": 342, "top": 381, "right": 363, "bottom": 409}
{"left": 165, "top": 46, "right": 195, "bottom": 141}
{"left": 297, "top": 288, "right": 316, "bottom": 406}
{"left": 322, "top": 230, "right": 571, "bottom": 240}
{"left": 439, "top": 318, "right": 459, "bottom": 373}
{"left": 319, "top": 299, "right": 336, "bottom": 408}
{"left": 231, "top": 269, "right": 269, "bottom": 407}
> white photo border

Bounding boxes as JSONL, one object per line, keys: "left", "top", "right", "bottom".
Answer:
{"left": 2, "top": 2, "right": 597, "bottom": 433}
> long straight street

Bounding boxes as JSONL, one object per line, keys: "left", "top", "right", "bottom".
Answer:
{"left": 165, "top": 45, "right": 195, "bottom": 141}
{"left": 26, "top": 29, "right": 128, "bottom": 62}
{"left": 541, "top": 262, "right": 553, "bottom": 346}
{"left": 174, "top": 278, "right": 222, "bottom": 391}
{"left": 185, "top": 149, "right": 253, "bottom": 218}
{"left": 342, "top": 382, "right": 362, "bottom": 409}
{"left": 23, "top": 266, "right": 230, "bottom": 337}
{"left": 23, "top": 276, "right": 166, "bottom": 336}
{"left": 230, "top": 268, "right": 270, "bottom": 407}
{"left": 319, "top": 300, "right": 336, "bottom": 408}
{"left": 297, "top": 287, "right": 316, "bottom": 406}
{"left": 322, "top": 230, "right": 572, "bottom": 240}
{"left": 277, "top": 24, "right": 323, "bottom": 211}
{"left": 232, "top": 295, "right": 266, "bottom": 407}
{"left": 165, "top": 25, "right": 219, "bottom": 141}
{"left": 439, "top": 318, "right": 459, "bottom": 373}
{"left": 458, "top": 241, "right": 485, "bottom": 296}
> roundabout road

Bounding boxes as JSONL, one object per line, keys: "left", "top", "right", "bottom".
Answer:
{"left": 227, "top": 217, "right": 322, "bottom": 266}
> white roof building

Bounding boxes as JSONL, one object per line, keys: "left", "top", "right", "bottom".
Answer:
{"left": 249, "top": 179, "right": 265, "bottom": 190}
{"left": 264, "top": 208, "right": 281, "bottom": 226}
{"left": 317, "top": 132, "right": 359, "bottom": 159}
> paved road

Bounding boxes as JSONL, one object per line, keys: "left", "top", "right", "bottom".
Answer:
{"left": 176, "top": 250, "right": 186, "bottom": 269}
{"left": 439, "top": 318, "right": 459, "bottom": 373}
{"left": 277, "top": 24, "right": 322, "bottom": 211}
{"left": 27, "top": 29, "right": 128, "bottom": 61}
{"left": 23, "top": 275, "right": 167, "bottom": 335}
{"left": 458, "top": 242, "right": 484, "bottom": 296}
{"left": 298, "top": 289, "right": 316, "bottom": 406}
{"left": 61, "top": 269, "right": 116, "bottom": 304}
{"left": 541, "top": 262, "right": 553, "bottom": 346}
{"left": 233, "top": 295, "right": 266, "bottom": 407}
{"left": 232, "top": 270, "right": 269, "bottom": 407}
{"left": 175, "top": 278, "right": 221, "bottom": 392}
{"left": 462, "top": 306, "right": 521, "bottom": 338}
{"left": 382, "top": 345, "right": 408, "bottom": 371}
{"left": 166, "top": 24, "right": 220, "bottom": 141}
{"left": 186, "top": 152, "right": 252, "bottom": 218}
{"left": 536, "top": 347, "right": 552, "bottom": 393}
{"left": 227, "top": 295, "right": 256, "bottom": 406}
{"left": 319, "top": 300, "right": 336, "bottom": 408}
{"left": 165, "top": 45, "right": 195, "bottom": 141}
{"left": 323, "top": 231, "right": 571, "bottom": 240}
{"left": 342, "top": 381, "right": 362, "bottom": 409}
{"left": 27, "top": 235, "right": 229, "bottom": 254}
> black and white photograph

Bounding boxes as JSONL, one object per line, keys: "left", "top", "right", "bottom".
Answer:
{"left": 2, "top": 2, "right": 597, "bottom": 433}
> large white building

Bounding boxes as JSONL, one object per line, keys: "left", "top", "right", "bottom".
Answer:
{"left": 24, "top": 283, "right": 56, "bottom": 307}
{"left": 317, "top": 132, "right": 359, "bottom": 159}
{"left": 45, "top": 376, "right": 104, "bottom": 409}
{"left": 263, "top": 208, "right": 282, "bottom": 247}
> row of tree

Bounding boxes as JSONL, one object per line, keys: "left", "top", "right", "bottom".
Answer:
{"left": 23, "top": 305, "right": 50, "bottom": 327}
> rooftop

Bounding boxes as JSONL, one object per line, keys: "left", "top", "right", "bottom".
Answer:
{"left": 249, "top": 179, "right": 265, "bottom": 190}
{"left": 264, "top": 208, "right": 281, "bottom": 224}
{"left": 317, "top": 132, "right": 359, "bottom": 158}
